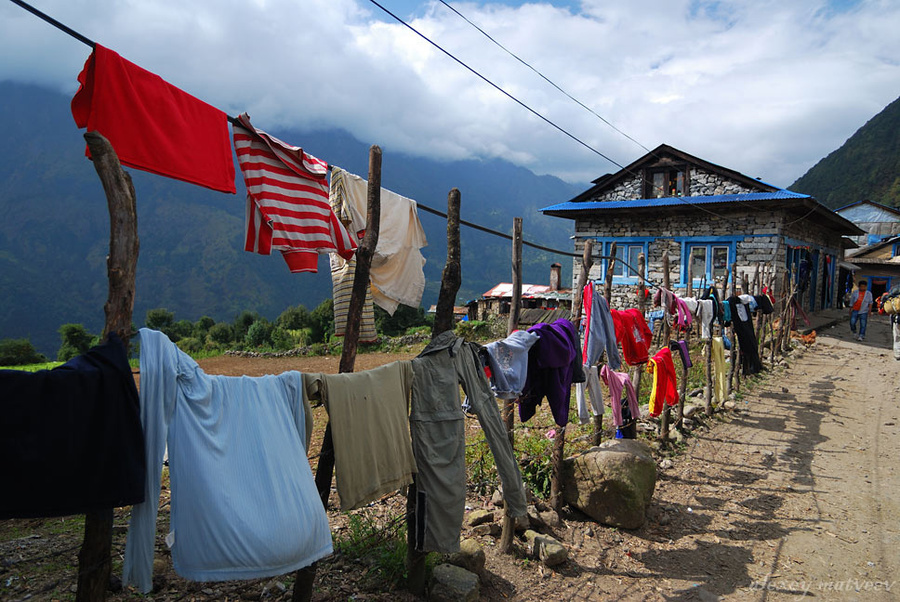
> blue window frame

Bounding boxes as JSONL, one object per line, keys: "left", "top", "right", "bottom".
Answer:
{"left": 678, "top": 237, "right": 738, "bottom": 285}
{"left": 892, "top": 242, "right": 900, "bottom": 258}
{"left": 596, "top": 239, "right": 650, "bottom": 283}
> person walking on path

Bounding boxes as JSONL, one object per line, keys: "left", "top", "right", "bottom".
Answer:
{"left": 849, "top": 280, "right": 873, "bottom": 341}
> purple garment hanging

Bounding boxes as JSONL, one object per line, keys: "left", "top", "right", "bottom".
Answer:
{"left": 518, "top": 319, "right": 580, "bottom": 427}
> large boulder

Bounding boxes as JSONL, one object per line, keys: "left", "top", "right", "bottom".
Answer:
{"left": 561, "top": 439, "right": 657, "bottom": 529}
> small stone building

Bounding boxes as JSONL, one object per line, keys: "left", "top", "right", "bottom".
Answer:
{"left": 540, "top": 144, "right": 863, "bottom": 312}
{"left": 836, "top": 200, "right": 900, "bottom": 248}
{"left": 472, "top": 263, "right": 573, "bottom": 322}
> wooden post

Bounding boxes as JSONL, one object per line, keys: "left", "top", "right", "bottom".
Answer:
{"left": 570, "top": 241, "right": 596, "bottom": 444}
{"left": 499, "top": 217, "right": 522, "bottom": 554}
{"left": 300, "top": 146, "right": 383, "bottom": 602}
{"left": 76, "top": 132, "right": 139, "bottom": 602}
{"left": 676, "top": 257, "right": 693, "bottom": 428}
{"left": 632, "top": 252, "right": 647, "bottom": 412}
{"left": 659, "top": 253, "right": 671, "bottom": 443}
{"left": 592, "top": 242, "right": 615, "bottom": 443}
{"left": 725, "top": 265, "right": 736, "bottom": 397}
{"left": 432, "top": 188, "right": 462, "bottom": 337}
{"left": 408, "top": 187, "right": 462, "bottom": 595}
{"left": 503, "top": 218, "right": 523, "bottom": 447}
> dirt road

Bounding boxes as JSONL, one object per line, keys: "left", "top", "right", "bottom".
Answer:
{"left": 485, "top": 313, "right": 899, "bottom": 601}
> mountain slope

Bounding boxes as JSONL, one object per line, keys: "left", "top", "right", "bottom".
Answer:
{"left": 790, "top": 95, "right": 900, "bottom": 209}
{"left": 0, "top": 82, "right": 579, "bottom": 355}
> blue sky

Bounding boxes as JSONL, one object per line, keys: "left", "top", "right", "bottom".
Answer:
{"left": 1, "top": 0, "right": 898, "bottom": 188}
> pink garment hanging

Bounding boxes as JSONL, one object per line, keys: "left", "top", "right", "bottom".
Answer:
{"left": 599, "top": 365, "right": 639, "bottom": 428}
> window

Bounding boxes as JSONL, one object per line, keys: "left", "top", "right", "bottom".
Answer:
{"left": 645, "top": 167, "right": 686, "bottom": 198}
{"left": 893, "top": 242, "right": 900, "bottom": 258}
{"left": 602, "top": 241, "right": 647, "bottom": 281}
{"left": 686, "top": 244, "right": 729, "bottom": 281}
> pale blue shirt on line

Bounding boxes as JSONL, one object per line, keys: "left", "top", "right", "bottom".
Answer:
{"left": 123, "top": 329, "right": 332, "bottom": 593}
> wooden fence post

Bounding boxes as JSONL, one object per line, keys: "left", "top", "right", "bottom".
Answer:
{"left": 76, "top": 132, "right": 139, "bottom": 602}
{"left": 408, "top": 188, "right": 461, "bottom": 595}
{"left": 503, "top": 218, "right": 523, "bottom": 447}
{"left": 499, "top": 217, "right": 523, "bottom": 554}
{"left": 659, "top": 253, "right": 671, "bottom": 443}
{"left": 632, "top": 252, "right": 647, "bottom": 411}
{"left": 298, "top": 146, "right": 383, "bottom": 602}
{"left": 570, "top": 241, "right": 595, "bottom": 443}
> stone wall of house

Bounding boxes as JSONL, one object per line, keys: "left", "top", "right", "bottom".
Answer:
{"left": 589, "top": 175, "right": 643, "bottom": 202}
{"left": 688, "top": 168, "right": 759, "bottom": 197}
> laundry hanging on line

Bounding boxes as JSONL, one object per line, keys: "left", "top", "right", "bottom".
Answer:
{"left": 123, "top": 329, "right": 332, "bottom": 593}
{"left": 329, "top": 165, "right": 428, "bottom": 340}
{"left": 234, "top": 113, "right": 358, "bottom": 274}
{"left": 0, "top": 332, "right": 145, "bottom": 519}
{"left": 409, "top": 331, "right": 528, "bottom": 554}
{"left": 71, "top": 44, "right": 236, "bottom": 194}
{"left": 481, "top": 329, "right": 540, "bottom": 400}
{"left": 646, "top": 347, "right": 679, "bottom": 417}
{"left": 518, "top": 319, "right": 585, "bottom": 427}
{"left": 303, "top": 361, "right": 417, "bottom": 511}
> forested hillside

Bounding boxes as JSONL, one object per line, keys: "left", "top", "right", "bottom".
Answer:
{"left": 790, "top": 95, "right": 900, "bottom": 209}
{"left": 0, "top": 82, "right": 578, "bottom": 355}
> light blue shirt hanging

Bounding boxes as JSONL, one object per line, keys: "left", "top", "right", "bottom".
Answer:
{"left": 123, "top": 329, "right": 332, "bottom": 593}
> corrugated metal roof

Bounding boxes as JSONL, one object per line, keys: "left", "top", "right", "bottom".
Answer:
{"left": 540, "top": 190, "right": 811, "bottom": 213}
{"left": 482, "top": 283, "right": 573, "bottom": 300}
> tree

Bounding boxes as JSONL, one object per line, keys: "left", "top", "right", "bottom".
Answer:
{"left": 276, "top": 305, "right": 310, "bottom": 330}
{"left": 145, "top": 308, "right": 176, "bottom": 331}
{"left": 245, "top": 319, "right": 273, "bottom": 348}
{"left": 194, "top": 316, "right": 215, "bottom": 337}
{"left": 374, "top": 305, "right": 431, "bottom": 337}
{"left": 0, "top": 338, "right": 46, "bottom": 366}
{"left": 308, "top": 298, "right": 334, "bottom": 344}
{"left": 233, "top": 311, "right": 261, "bottom": 342}
{"left": 207, "top": 322, "right": 234, "bottom": 346}
{"left": 57, "top": 323, "right": 95, "bottom": 362}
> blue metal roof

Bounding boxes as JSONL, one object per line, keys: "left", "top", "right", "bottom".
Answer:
{"left": 540, "top": 190, "right": 811, "bottom": 213}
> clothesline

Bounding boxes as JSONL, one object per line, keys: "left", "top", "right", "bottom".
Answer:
{"left": 12, "top": 0, "right": 726, "bottom": 295}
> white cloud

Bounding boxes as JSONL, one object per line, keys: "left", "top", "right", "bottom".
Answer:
{"left": 1, "top": 0, "right": 898, "bottom": 188}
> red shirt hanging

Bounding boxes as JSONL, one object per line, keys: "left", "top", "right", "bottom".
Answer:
{"left": 71, "top": 44, "right": 236, "bottom": 194}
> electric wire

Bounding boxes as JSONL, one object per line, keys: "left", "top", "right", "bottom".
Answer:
{"left": 6, "top": 0, "right": 798, "bottom": 290}
{"left": 436, "top": 0, "right": 652, "bottom": 155}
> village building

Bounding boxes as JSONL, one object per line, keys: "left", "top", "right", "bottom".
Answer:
{"left": 835, "top": 201, "right": 900, "bottom": 299}
{"left": 470, "top": 262, "right": 573, "bottom": 325}
{"left": 540, "top": 144, "right": 864, "bottom": 312}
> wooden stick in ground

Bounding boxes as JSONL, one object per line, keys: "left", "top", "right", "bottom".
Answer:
{"left": 499, "top": 217, "right": 523, "bottom": 554}
{"left": 408, "top": 187, "right": 462, "bottom": 595}
{"left": 570, "top": 241, "right": 595, "bottom": 443}
{"left": 300, "top": 146, "right": 383, "bottom": 602}
{"left": 592, "top": 242, "right": 615, "bottom": 443}
{"left": 659, "top": 252, "right": 671, "bottom": 443}
{"left": 76, "top": 132, "right": 139, "bottom": 602}
{"left": 503, "top": 217, "right": 523, "bottom": 447}
{"left": 632, "top": 252, "right": 647, "bottom": 416}
{"left": 725, "top": 265, "right": 737, "bottom": 398}
{"left": 676, "top": 256, "right": 694, "bottom": 429}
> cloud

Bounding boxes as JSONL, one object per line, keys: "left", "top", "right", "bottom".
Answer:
{"left": 1, "top": 0, "right": 898, "bottom": 189}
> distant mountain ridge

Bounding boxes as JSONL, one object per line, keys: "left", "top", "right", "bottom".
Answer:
{"left": 790, "top": 95, "right": 900, "bottom": 209}
{"left": 0, "top": 82, "right": 579, "bottom": 355}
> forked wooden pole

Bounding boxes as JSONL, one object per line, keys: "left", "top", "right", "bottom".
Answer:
{"left": 76, "top": 131, "right": 139, "bottom": 602}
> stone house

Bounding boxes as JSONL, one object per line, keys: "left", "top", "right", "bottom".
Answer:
{"left": 470, "top": 263, "right": 573, "bottom": 322}
{"left": 836, "top": 200, "right": 900, "bottom": 248}
{"left": 540, "top": 144, "right": 863, "bottom": 312}
{"left": 842, "top": 235, "right": 900, "bottom": 299}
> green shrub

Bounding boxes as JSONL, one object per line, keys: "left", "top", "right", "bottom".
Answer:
{"left": 453, "top": 320, "right": 493, "bottom": 341}
{"left": 518, "top": 431, "right": 554, "bottom": 499}
{"left": 57, "top": 323, "right": 95, "bottom": 362}
{"left": 176, "top": 337, "right": 203, "bottom": 354}
{"left": 0, "top": 338, "right": 47, "bottom": 366}
{"left": 207, "top": 322, "right": 234, "bottom": 346}
{"left": 335, "top": 511, "right": 409, "bottom": 588}
{"left": 245, "top": 319, "right": 273, "bottom": 348}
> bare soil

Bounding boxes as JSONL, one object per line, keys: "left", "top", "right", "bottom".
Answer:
{"left": 2, "top": 314, "right": 898, "bottom": 601}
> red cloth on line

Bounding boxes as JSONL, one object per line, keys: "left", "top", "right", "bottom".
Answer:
{"left": 647, "top": 347, "right": 679, "bottom": 418}
{"left": 610, "top": 308, "right": 652, "bottom": 365}
{"left": 234, "top": 113, "right": 357, "bottom": 273}
{"left": 71, "top": 44, "right": 236, "bottom": 194}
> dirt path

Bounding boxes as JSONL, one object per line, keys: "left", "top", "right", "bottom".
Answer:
{"left": 474, "top": 313, "right": 899, "bottom": 601}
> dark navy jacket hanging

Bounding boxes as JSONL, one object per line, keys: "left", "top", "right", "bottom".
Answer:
{"left": 0, "top": 333, "right": 145, "bottom": 518}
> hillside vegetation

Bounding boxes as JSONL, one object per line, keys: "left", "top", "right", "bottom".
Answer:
{"left": 790, "top": 94, "right": 900, "bottom": 209}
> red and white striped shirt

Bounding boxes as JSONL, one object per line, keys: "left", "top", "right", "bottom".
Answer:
{"left": 233, "top": 113, "right": 357, "bottom": 273}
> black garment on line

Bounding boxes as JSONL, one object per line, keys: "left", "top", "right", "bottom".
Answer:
{"left": 753, "top": 294, "right": 774, "bottom": 315}
{"left": 0, "top": 333, "right": 145, "bottom": 519}
{"left": 726, "top": 296, "right": 763, "bottom": 376}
